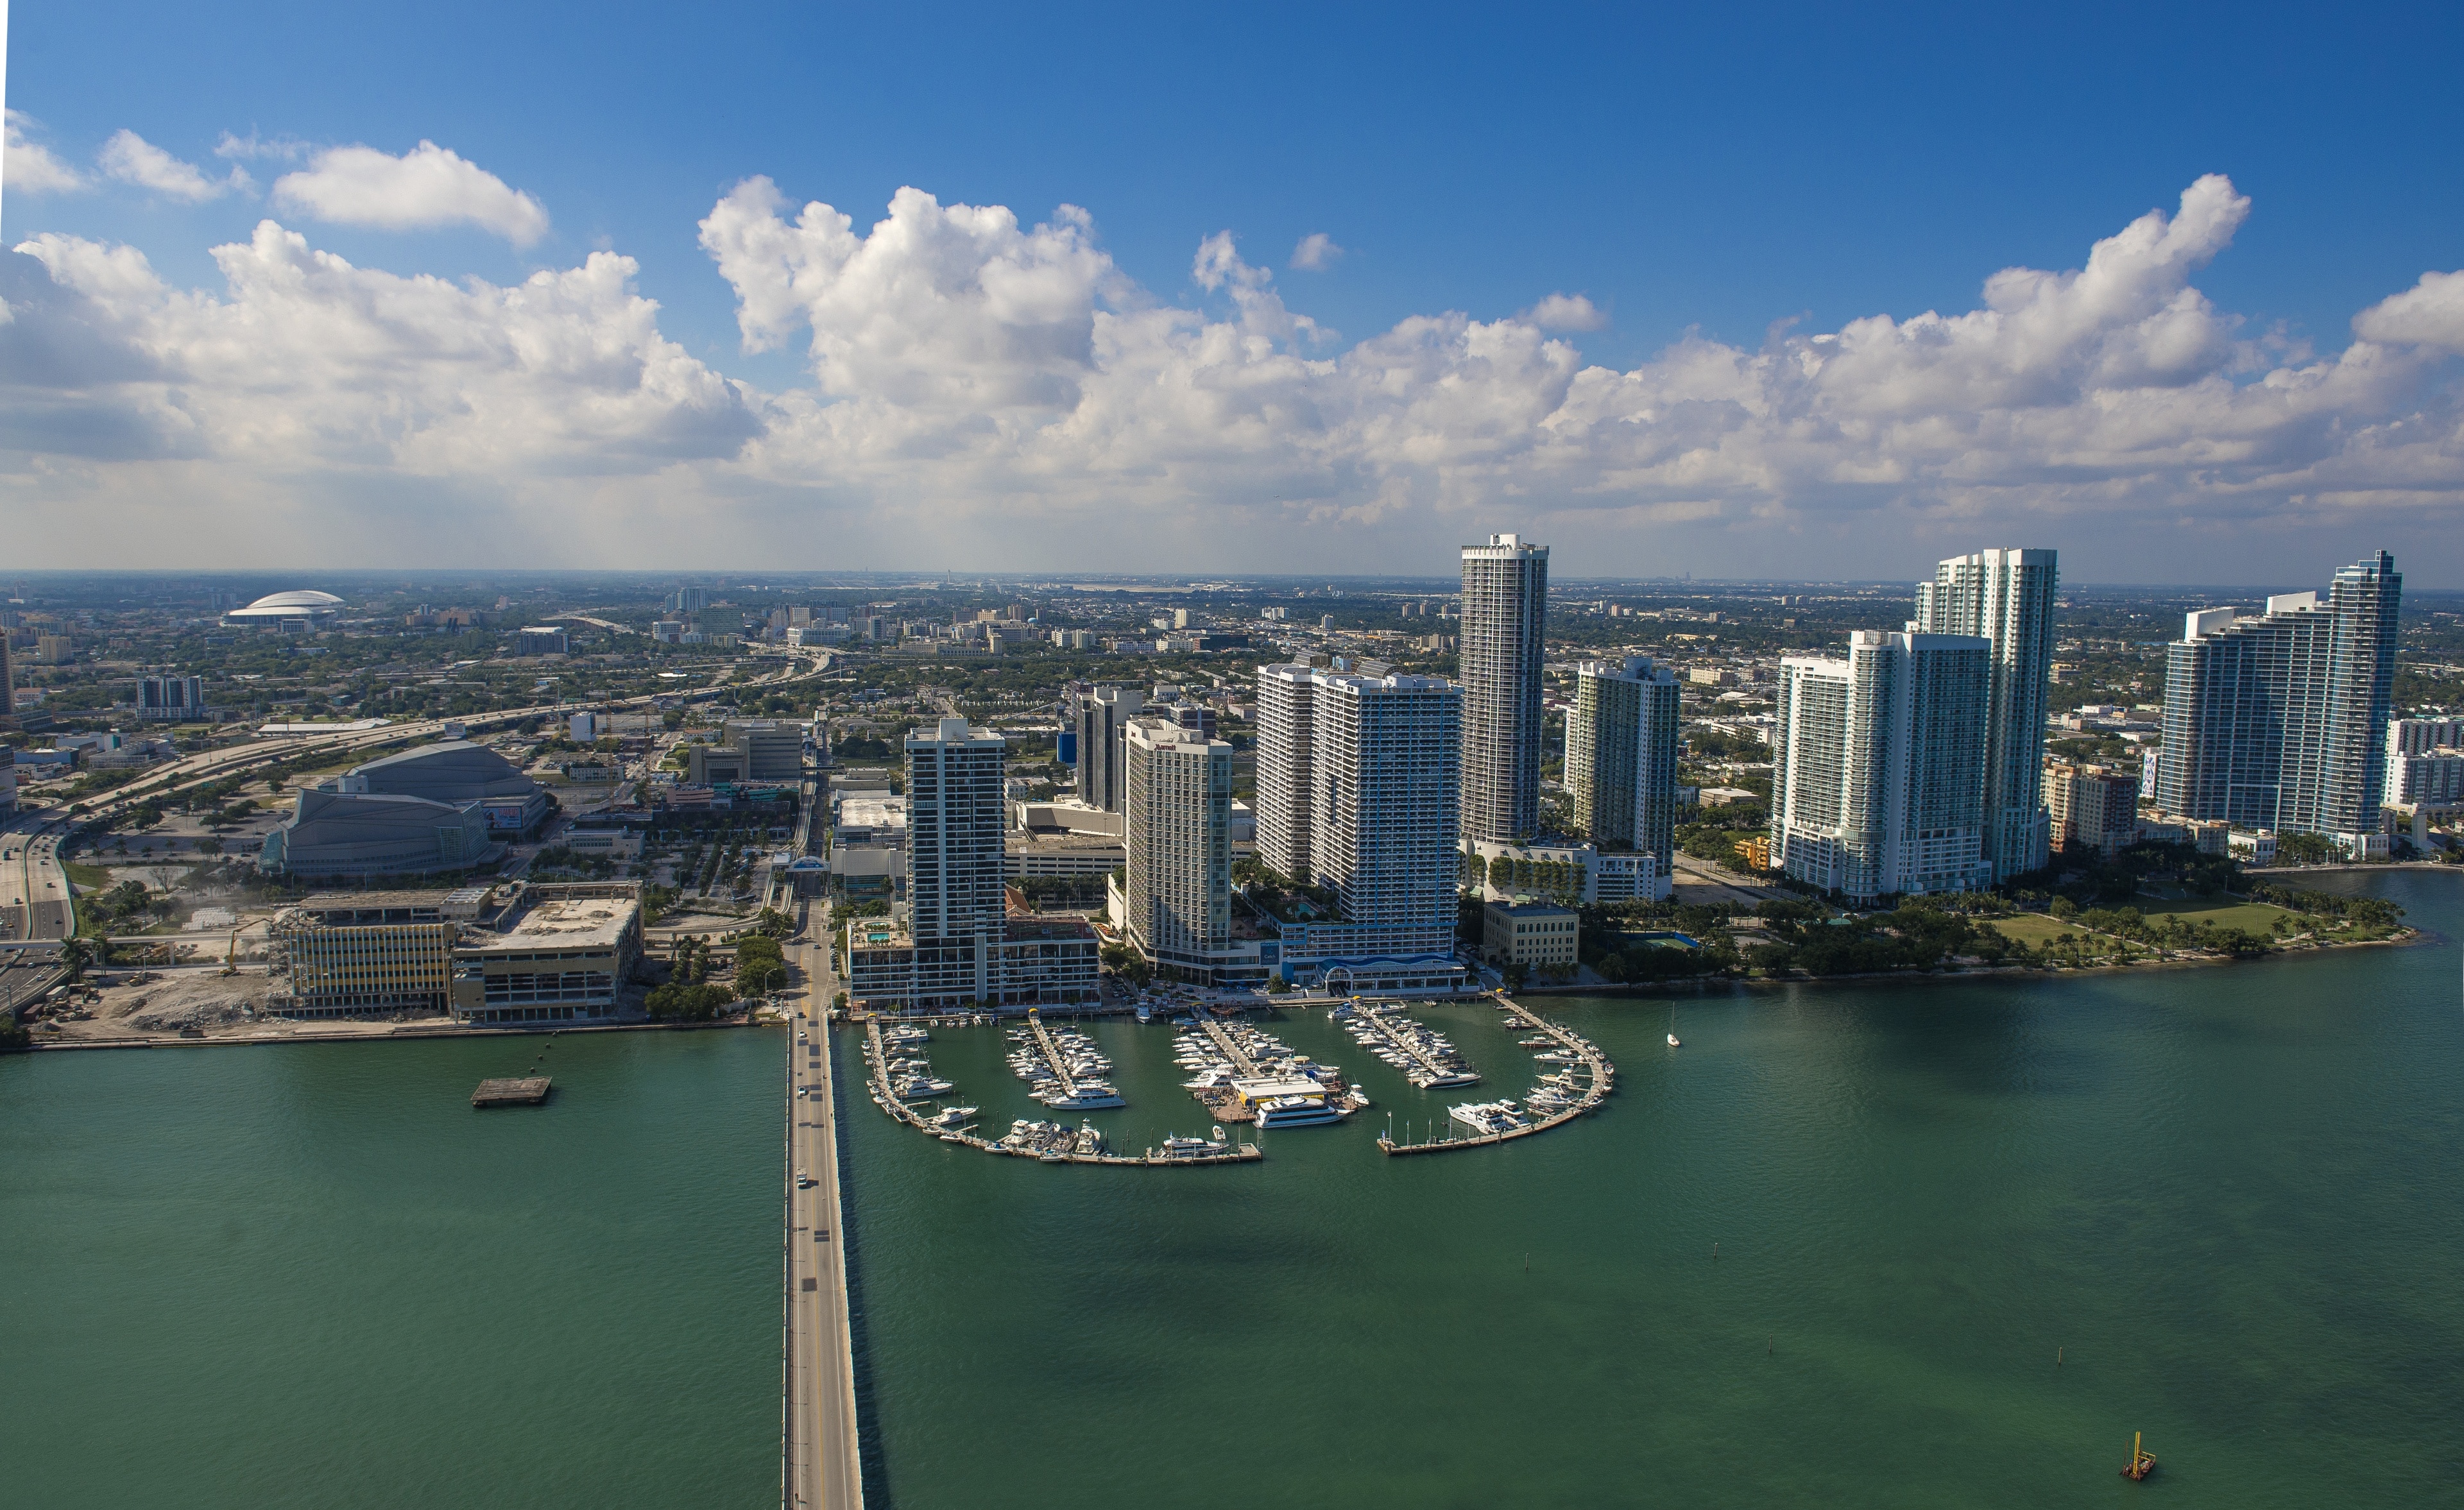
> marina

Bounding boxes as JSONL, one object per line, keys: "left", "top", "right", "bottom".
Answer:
{"left": 1331, "top": 999, "right": 1480, "bottom": 1089}
{"left": 859, "top": 1021, "right": 1261, "bottom": 1166}
{"left": 1007, "top": 1013, "right": 1127, "bottom": 1109}
{"left": 1376, "top": 994, "right": 1615, "bottom": 1156}
{"left": 1181, "top": 1017, "right": 1365, "bottom": 1125}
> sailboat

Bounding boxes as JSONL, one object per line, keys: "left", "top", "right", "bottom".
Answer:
{"left": 1666, "top": 1003, "right": 1681, "bottom": 1049}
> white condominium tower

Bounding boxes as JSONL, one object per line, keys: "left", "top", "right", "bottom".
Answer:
{"left": 2157, "top": 551, "right": 2402, "bottom": 835}
{"left": 1913, "top": 547, "right": 2058, "bottom": 881}
{"left": 905, "top": 716, "right": 1009, "bottom": 1001}
{"left": 1459, "top": 533, "right": 1549, "bottom": 844}
{"left": 1565, "top": 656, "right": 1681, "bottom": 870}
{"left": 1251, "top": 665, "right": 1317, "bottom": 883}
{"left": 1770, "top": 631, "right": 1994, "bottom": 901}
{"left": 1122, "top": 718, "right": 1235, "bottom": 981}
{"left": 1306, "top": 671, "right": 1462, "bottom": 954}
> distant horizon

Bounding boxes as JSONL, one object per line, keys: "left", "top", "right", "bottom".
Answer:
{"left": 5, "top": 566, "right": 2461, "bottom": 597}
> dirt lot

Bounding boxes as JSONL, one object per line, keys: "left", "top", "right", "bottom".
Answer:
{"left": 28, "top": 966, "right": 445, "bottom": 1042}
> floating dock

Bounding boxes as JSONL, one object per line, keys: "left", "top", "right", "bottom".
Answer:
{"left": 1338, "top": 999, "right": 1480, "bottom": 1089}
{"left": 472, "top": 1076, "right": 552, "bottom": 1108}
{"left": 1375, "top": 995, "right": 1613, "bottom": 1156}
{"left": 858, "top": 1021, "right": 1259, "bottom": 1167}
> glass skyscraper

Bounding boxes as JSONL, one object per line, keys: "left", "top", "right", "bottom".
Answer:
{"left": 1913, "top": 547, "right": 2058, "bottom": 881}
{"left": 1458, "top": 533, "right": 1548, "bottom": 844}
{"left": 2157, "top": 550, "right": 2401, "bottom": 836}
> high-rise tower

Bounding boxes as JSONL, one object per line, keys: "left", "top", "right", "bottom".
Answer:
{"left": 904, "top": 716, "right": 1007, "bottom": 1003}
{"left": 1770, "top": 631, "right": 1994, "bottom": 901}
{"left": 2158, "top": 551, "right": 2401, "bottom": 835}
{"left": 1251, "top": 665, "right": 1318, "bottom": 883}
{"left": 1913, "top": 548, "right": 2058, "bottom": 880}
{"left": 1565, "top": 656, "right": 1681, "bottom": 870}
{"left": 1122, "top": 718, "right": 1235, "bottom": 981}
{"left": 1458, "top": 533, "right": 1548, "bottom": 844}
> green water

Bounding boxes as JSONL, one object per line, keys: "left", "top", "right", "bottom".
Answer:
{"left": 0, "top": 1028, "right": 781, "bottom": 1508}
{"left": 6, "top": 872, "right": 2461, "bottom": 1507}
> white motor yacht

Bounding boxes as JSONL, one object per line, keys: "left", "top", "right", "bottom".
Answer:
{"left": 1253, "top": 1096, "right": 1344, "bottom": 1128}
{"left": 1041, "top": 1083, "right": 1127, "bottom": 1110}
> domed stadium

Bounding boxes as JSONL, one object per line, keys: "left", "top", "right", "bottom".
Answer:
{"left": 224, "top": 590, "right": 346, "bottom": 627}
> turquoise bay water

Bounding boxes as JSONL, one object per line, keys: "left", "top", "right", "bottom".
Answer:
{"left": 6, "top": 870, "right": 2460, "bottom": 1507}
{"left": 0, "top": 1028, "right": 780, "bottom": 1509}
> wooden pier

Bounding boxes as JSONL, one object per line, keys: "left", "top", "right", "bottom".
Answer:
{"left": 858, "top": 1021, "right": 1260, "bottom": 1167}
{"left": 1374, "top": 995, "right": 1613, "bottom": 1157}
{"left": 471, "top": 1076, "right": 551, "bottom": 1107}
{"left": 1021, "top": 1012, "right": 1104, "bottom": 1105}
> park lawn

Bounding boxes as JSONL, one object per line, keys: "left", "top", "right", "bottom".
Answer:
{"left": 62, "top": 861, "right": 113, "bottom": 892}
{"left": 2130, "top": 894, "right": 2298, "bottom": 934}
{"left": 1987, "top": 914, "right": 2087, "bottom": 946}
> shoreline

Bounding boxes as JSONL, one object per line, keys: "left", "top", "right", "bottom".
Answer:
{"left": 12, "top": 1015, "right": 767, "bottom": 1054}
{"left": 1515, "top": 924, "right": 2425, "bottom": 998}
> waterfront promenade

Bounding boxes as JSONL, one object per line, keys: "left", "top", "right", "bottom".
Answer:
{"left": 784, "top": 922, "right": 864, "bottom": 1510}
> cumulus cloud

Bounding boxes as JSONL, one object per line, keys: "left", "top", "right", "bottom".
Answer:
{"left": 1526, "top": 293, "right": 1606, "bottom": 331}
{"left": 4, "top": 171, "right": 2463, "bottom": 577}
{"left": 1290, "top": 232, "right": 1343, "bottom": 271}
{"left": 3, "top": 220, "right": 753, "bottom": 477}
{"left": 215, "top": 131, "right": 311, "bottom": 162}
{"left": 5, "top": 111, "right": 88, "bottom": 193}
{"left": 99, "top": 130, "right": 248, "bottom": 201}
{"left": 272, "top": 141, "right": 550, "bottom": 244}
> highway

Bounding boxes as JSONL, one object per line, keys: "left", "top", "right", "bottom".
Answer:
{"left": 784, "top": 908, "right": 864, "bottom": 1510}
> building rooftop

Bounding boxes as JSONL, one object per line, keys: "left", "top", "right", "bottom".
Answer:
{"left": 459, "top": 894, "right": 637, "bottom": 954}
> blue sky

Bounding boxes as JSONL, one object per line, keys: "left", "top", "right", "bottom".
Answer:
{"left": 5, "top": 0, "right": 2463, "bottom": 582}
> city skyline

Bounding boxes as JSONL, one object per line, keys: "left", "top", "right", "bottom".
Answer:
{"left": 7, "top": 9, "right": 2464, "bottom": 581}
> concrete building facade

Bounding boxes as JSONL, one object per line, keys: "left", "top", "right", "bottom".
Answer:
{"left": 1251, "top": 664, "right": 1317, "bottom": 883}
{"left": 1770, "top": 630, "right": 1994, "bottom": 901}
{"left": 1565, "top": 656, "right": 1681, "bottom": 880}
{"left": 1071, "top": 684, "right": 1145, "bottom": 813}
{"left": 1122, "top": 718, "right": 1236, "bottom": 981}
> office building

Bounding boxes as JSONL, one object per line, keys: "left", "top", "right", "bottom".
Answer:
{"left": 2157, "top": 552, "right": 2402, "bottom": 835}
{"left": 137, "top": 674, "right": 208, "bottom": 722}
{"left": 2044, "top": 759, "right": 2142, "bottom": 857}
{"left": 663, "top": 586, "right": 710, "bottom": 615}
{"left": 1913, "top": 548, "right": 2058, "bottom": 879}
{"left": 1252, "top": 665, "right": 1317, "bottom": 881}
{"left": 0, "top": 747, "right": 16, "bottom": 811}
{"left": 1071, "top": 684, "right": 1143, "bottom": 813}
{"left": 1565, "top": 656, "right": 1681, "bottom": 876}
{"left": 1770, "top": 630, "right": 1994, "bottom": 901}
{"left": 1458, "top": 533, "right": 1549, "bottom": 844}
{"left": 1481, "top": 901, "right": 1579, "bottom": 971}
{"left": 0, "top": 631, "right": 13, "bottom": 718}
{"left": 1121, "top": 718, "right": 1236, "bottom": 981}
{"left": 726, "top": 719, "right": 805, "bottom": 781}
{"left": 516, "top": 625, "right": 569, "bottom": 656}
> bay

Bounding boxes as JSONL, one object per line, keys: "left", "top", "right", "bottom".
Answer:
{"left": 4, "top": 870, "right": 2459, "bottom": 1507}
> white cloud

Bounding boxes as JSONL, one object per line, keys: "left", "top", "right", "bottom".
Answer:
{"left": 99, "top": 130, "right": 248, "bottom": 201}
{"left": 271, "top": 141, "right": 550, "bottom": 245}
{"left": 1290, "top": 232, "right": 1343, "bottom": 271}
{"left": 4, "top": 172, "right": 2463, "bottom": 579}
{"left": 1526, "top": 293, "right": 1605, "bottom": 331}
{"left": 215, "top": 131, "right": 311, "bottom": 162}
{"left": 6, "top": 111, "right": 88, "bottom": 193}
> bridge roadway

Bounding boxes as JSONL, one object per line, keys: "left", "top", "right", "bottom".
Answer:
{"left": 784, "top": 911, "right": 864, "bottom": 1509}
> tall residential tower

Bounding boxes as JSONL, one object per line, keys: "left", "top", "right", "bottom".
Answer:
{"left": 1565, "top": 656, "right": 1682, "bottom": 873}
{"left": 2157, "top": 550, "right": 2402, "bottom": 836}
{"left": 1770, "top": 631, "right": 1994, "bottom": 901}
{"left": 1913, "top": 548, "right": 2058, "bottom": 881}
{"left": 1458, "top": 533, "right": 1548, "bottom": 844}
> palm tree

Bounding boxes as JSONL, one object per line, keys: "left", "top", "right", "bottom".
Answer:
{"left": 59, "top": 937, "right": 94, "bottom": 983}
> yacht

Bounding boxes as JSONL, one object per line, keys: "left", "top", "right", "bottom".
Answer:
{"left": 1041, "top": 1082, "right": 1127, "bottom": 1110}
{"left": 895, "top": 1075, "right": 957, "bottom": 1099}
{"left": 1667, "top": 1003, "right": 1681, "bottom": 1049}
{"left": 1253, "top": 1096, "right": 1345, "bottom": 1128}
{"left": 928, "top": 1105, "right": 979, "bottom": 1129}
{"left": 1071, "top": 1119, "right": 1109, "bottom": 1157}
{"left": 1158, "top": 1135, "right": 1218, "bottom": 1159}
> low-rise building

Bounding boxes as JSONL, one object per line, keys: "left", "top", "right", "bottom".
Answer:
{"left": 264, "top": 884, "right": 639, "bottom": 1023}
{"left": 840, "top": 916, "right": 1100, "bottom": 1011}
{"left": 1482, "top": 901, "right": 1579, "bottom": 971}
